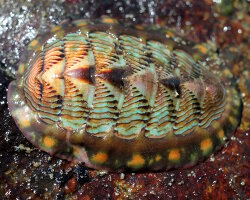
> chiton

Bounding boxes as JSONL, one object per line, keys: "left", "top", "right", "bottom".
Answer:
{"left": 7, "top": 18, "right": 241, "bottom": 171}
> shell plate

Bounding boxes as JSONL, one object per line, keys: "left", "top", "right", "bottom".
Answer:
{"left": 8, "top": 18, "right": 241, "bottom": 171}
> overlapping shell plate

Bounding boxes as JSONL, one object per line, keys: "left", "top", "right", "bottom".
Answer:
{"left": 7, "top": 18, "right": 242, "bottom": 171}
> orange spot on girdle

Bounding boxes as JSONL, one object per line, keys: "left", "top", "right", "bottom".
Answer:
{"left": 155, "top": 154, "right": 162, "bottom": 162}
{"left": 168, "top": 149, "right": 180, "bottom": 161}
{"left": 92, "top": 152, "right": 108, "bottom": 164}
{"left": 200, "top": 138, "right": 213, "bottom": 152}
{"left": 43, "top": 136, "right": 56, "bottom": 148}
{"left": 19, "top": 116, "right": 31, "bottom": 128}
{"left": 218, "top": 130, "right": 225, "bottom": 140}
{"left": 127, "top": 154, "right": 145, "bottom": 167}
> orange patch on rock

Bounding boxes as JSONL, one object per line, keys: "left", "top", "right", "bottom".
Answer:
{"left": 166, "top": 31, "right": 174, "bottom": 38}
{"left": 29, "top": 39, "right": 38, "bottom": 47}
{"left": 196, "top": 44, "right": 208, "bottom": 54}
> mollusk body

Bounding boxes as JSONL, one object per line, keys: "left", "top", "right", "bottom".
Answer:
{"left": 7, "top": 18, "right": 241, "bottom": 171}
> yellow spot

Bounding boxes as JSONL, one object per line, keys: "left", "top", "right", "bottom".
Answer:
{"left": 29, "top": 40, "right": 38, "bottom": 48}
{"left": 195, "top": 44, "right": 207, "bottom": 54}
{"left": 91, "top": 152, "right": 108, "bottom": 164}
{"left": 208, "top": 185, "right": 213, "bottom": 193}
{"left": 103, "top": 18, "right": 118, "bottom": 24}
{"left": 155, "top": 154, "right": 162, "bottom": 162}
{"left": 200, "top": 138, "right": 213, "bottom": 154}
{"left": 218, "top": 129, "right": 225, "bottom": 141}
{"left": 18, "top": 64, "right": 25, "bottom": 75}
{"left": 149, "top": 159, "right": 154, "bottom": 165}
{"left": 168, "top": 149, "right": 180, "bottom": 161}
{"left": 52, "top": 25, "right": 62, "bottom": 32}
{"left": 223, "top": 69, "right": 233, "bottom": 78}
{"left": 229, "top": 116, "right": 235, "bottom": 125}
{"left": 43, "top": 136, "right": 56, "bottom": 148}
{"left": 127, "top": 154, "right": 145, "bottom": 168}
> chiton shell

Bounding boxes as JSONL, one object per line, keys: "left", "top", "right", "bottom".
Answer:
{"left": 8, "top": 18, "right": 241, "bottom": 171}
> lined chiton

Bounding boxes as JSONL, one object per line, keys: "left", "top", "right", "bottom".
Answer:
{"left": 7, "top": 18, "right": 241, "bottom": 171}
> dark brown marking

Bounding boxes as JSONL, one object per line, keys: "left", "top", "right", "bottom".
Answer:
{"left": 99, "top": 68, "right": 127, "bottom": 89}
{"left": 64, "top": 66, "right": 95, "bottom": 84}
{"left": 161, "top": 77, "right": 181, "bottom": 97}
